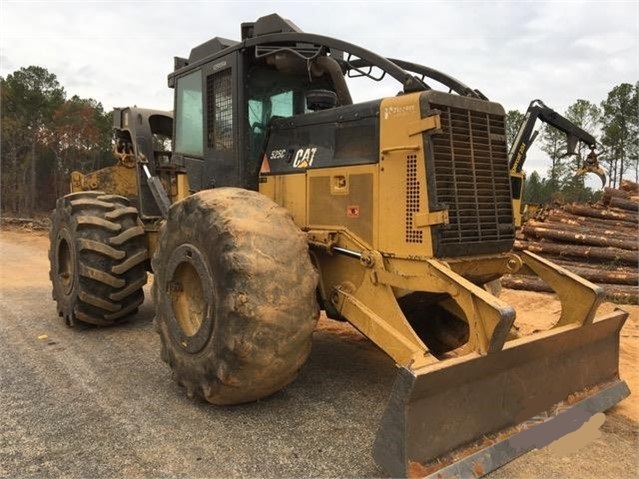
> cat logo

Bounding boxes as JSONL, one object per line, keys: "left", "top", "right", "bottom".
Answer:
{"left": 292, "top": 147, "right": 318, "bottom": 168}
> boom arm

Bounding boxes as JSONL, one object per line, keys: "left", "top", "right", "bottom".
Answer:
{"left": 508, "top": 99, "right": 605, "bottom": 226}
{"left": 508, "top": 99, "right": 596, "bottom": 175}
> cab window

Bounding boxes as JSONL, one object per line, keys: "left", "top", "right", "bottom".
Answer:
{"left": 246, "top": 68, "right": 333, "bottom": 164}
{"left": 175, "top": 70, "right": 203, "bottom": 156}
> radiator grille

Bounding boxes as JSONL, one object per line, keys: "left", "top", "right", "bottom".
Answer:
{"left": 405, "top": 154, "right": 423, "bottom": 243}
{"left": 430, "top": 103, "right": 514, "bottom": 255}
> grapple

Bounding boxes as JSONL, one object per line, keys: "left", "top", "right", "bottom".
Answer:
{"left": 575, "top": 148, "right": 607, "bottom": 187}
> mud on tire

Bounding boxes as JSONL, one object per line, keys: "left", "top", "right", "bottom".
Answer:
{"left": 152, "top": 188, "right": 319, "bottom": 405}
{"left": 49, "top": 191, "right": 148, "bottom": 326}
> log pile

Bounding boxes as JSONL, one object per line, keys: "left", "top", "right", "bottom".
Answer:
{"left": 502, "top": 179, "right": 639, "bottom": 303}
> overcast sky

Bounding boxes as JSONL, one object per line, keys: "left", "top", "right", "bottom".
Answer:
{"left": 1, "top": 0, "right": 637, "bottom": 175}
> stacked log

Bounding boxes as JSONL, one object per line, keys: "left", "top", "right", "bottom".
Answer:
{"left": 502, "top": 180, "right": 639, "bottom": 304}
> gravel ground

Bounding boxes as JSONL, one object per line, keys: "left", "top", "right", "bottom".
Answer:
{"left": 0, "top": 229, "right": 637, "bottom": 478}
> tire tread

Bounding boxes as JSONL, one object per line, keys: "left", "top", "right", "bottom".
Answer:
{"left": 48, "top": 191, "right": 148, "bottom": 327}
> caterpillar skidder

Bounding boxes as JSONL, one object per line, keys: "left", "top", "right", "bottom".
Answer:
{"left": 49, "top": 14, "right": 629, "bottom": 478}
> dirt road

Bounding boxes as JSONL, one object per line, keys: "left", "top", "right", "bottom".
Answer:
{"left": 0, "top": 229, "right": 637, "bottom": 478}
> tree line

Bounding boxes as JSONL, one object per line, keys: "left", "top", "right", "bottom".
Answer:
{"left": 1, "top": 65, "right": 637, "bottom": 215}
{"left": 1, "top": 66, "right": 113, "bottom": 216}
{"left": 505, "top": 82, "right": 638, "bottom": 205}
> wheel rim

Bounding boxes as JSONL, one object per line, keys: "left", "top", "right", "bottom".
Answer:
{"left": 165, "top": 244, "right": 215, "bottom": 353}
{"left": 171, "top": 261, "right": 205, "bottom": 337}
{"left": 57, "top": 236, "right": 75, "bottom": 295}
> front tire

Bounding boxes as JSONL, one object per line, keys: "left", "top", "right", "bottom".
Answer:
{"left": 152, "top": 188, "right": 319, "bottom": 405}
{"left": 48, "top": 191, "right": 148, "bottom": 326}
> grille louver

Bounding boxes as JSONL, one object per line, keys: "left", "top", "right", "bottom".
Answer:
{"left": 429, "top": 102, "right": 515, "bottom": 256}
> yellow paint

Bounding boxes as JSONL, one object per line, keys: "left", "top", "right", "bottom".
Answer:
{"left": 259, "top": 173, "right": 307, "bottom": 226}
{"left": 174, "top": 172, "right": 190, "bottom": 202}
{"left": 308, "top": 166, "right": 376, "bottom": 246}
{"left": 69, "top": 164, "right": 137, "bottom": 198}
{"left": 511, "top": 171, "right": 525, "bottom": 227}
{"left": 378, "top": 93, "right": 437, "bottom": 258}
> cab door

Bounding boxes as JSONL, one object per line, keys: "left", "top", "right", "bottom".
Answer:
{"left": 202, "top": 53, "right": 240, "bottom": 189}
{"left": 172, "top": 53, "right": 240, "bottom": 193}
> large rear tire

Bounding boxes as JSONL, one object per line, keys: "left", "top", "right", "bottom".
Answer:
{"left": 152, "top": 188, "right": 319, "bottom": 405}
{"left": 48, "top": 191, "right": 148, "bottom": 326}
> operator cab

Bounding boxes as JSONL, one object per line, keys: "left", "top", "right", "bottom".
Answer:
{"left": 168, "top": 15, "right": 352, "bottom": 193}
{"left": 167, "top": 13, "right": 483, "bottom": 195}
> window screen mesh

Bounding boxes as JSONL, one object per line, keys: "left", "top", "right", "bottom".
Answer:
{"left": 207, "top": 69, "right": 233, "bottom": 150}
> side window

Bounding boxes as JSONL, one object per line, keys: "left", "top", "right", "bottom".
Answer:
{"left": 247, "top": 90, "right": 294, "bottom": 126}
{"left": 247, "top": 90, "right": 295, "bottom": 164}
{"left": 248, "top": 99, "right": 263, "bottom": 127}
{"left": 206, "top": 69, "right": 233, "bottom": 150}
{"left": 175, "top": 71, "right": 203, "bottom": 156}
{"left": 271, "top": 91, "right": 293, "bottom": 117}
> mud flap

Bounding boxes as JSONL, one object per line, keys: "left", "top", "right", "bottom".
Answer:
{"left": 373, "top": 310, "right": 629, "bottom": 478}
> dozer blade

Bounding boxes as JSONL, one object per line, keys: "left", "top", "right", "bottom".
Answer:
{"left": 373, "top": 309, "right": 629, "bottom": 478}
